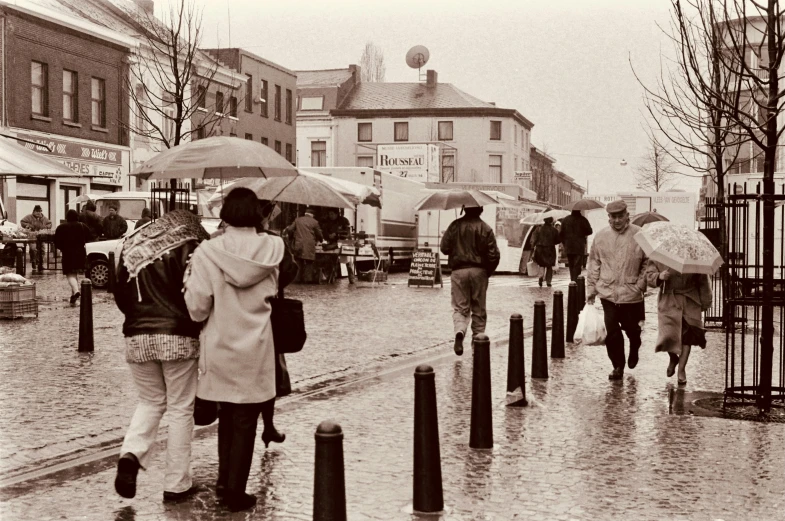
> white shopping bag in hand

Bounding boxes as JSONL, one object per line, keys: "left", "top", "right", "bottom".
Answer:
{"left": 574, "top": 305, "right": 606, "bottom": 346}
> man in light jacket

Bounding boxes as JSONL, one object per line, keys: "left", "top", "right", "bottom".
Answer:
{"left": 586, "top": 200, "right": 648, "bottom": 380}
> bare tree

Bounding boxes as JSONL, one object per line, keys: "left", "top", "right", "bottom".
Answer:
{"left": 634, "top": 138, "right": 680, "bottom": 191}
{"left": 650, "top": 0, "right": 785, "bottom": 411}
{"left": 124, "top": 0, "right": 229, "bottom": 207}
{"left": 359, "top": 42, "right": 386, "bottom": 82}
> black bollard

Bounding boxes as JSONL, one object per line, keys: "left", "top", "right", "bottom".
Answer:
{"left": 469, "top": 334, "right": 493, "bottom": 449}
{"left": 108, "top": 251, "right": 116, "bottom": 294}
{"left": 531, "top": 300, "right": 548, "bottom": 379}
{"left": 506, "top": 314, "right": 527, "bottom": 407}
{"left": 78, "top": 280, "right": 94, "bottom": 353}
{"left": 413, "top": 365, "right": 444, "bottom": 513}
{"left": 551, "top": 291, "right": 565, "bottom": 358}
{"left": 576, "top": 276, "right": 586, "bottom": 313}
{"left": 15, "top": 249, "right": 25, "bottom": 277}
{"left": 313, "top": 421, "right": 347, "bottom": 521}
{"left": 566, "top": 282, "right": 578, "bottom": 343}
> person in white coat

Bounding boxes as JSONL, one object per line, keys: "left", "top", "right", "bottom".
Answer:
{"left": 184, "top": 188, "right": 285, "bottom": 512}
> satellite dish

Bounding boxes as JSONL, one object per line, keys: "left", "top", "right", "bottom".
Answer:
{"left": 406, "top": 45, "right": 430, "bottom": 69}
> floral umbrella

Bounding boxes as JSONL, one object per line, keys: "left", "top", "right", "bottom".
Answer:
{"left": 634, "top": 222, "right": 723, "bottom": 275}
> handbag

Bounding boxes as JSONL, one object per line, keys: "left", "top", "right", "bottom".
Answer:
{"left": 270, "top": 289, "right": 307, "bottom": 354}
{"left": 276, "top": 353, "right": 292, "bottom": 397}
{"left": 193, "top": 397, "right": 218, "bottom": 426}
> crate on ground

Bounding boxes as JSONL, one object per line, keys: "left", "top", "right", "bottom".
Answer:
{"left": 0, "top": 299, "right": 38, "bottom": 319}
{"left": 0, "top": 283, "right": 36, "bottom": 302}
{"left": 356, "top": 269, "right": 388, "bottom": 283}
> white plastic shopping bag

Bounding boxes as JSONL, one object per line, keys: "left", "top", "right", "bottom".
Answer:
{"left": 574, "top": 305, "right": 607, "bottom": 346}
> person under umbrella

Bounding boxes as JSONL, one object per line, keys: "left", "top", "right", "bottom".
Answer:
{"left": 559, "top": 210, "right": 593, "bottom": 281}
{"left": 532, "top": 216, "right": 561, "bottom": 287}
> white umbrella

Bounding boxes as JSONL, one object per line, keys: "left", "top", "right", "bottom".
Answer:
{"left": 66, "top": 194, "right": 98, "bottom": 206}
{"left": 130, "top": 136, "right": 298, "bottom": 180}
{"left": 520, "top": 209, "right": 570, "bottom": 225}
{"left": 414, "top": 190, "right": 498, "bottom": 211}
{"left": 0, "top": 137, "right": 84, "bottom": 177}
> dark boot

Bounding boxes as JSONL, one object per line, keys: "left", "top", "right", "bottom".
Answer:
{"left": 454, "top": 331, "right": 464, "bottom": 356}
{"left": 114, "top": 453, "right": 140, "bottom": 499}
{"left": 260, "top": 398, "right": 285, "bottom": 448}
{"left": 225, "top": 491, "right": 257, "bottom": 512}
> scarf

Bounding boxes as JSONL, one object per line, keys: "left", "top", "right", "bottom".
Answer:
{"left": 122, "top": 210, "right": 209, "bottom": 279}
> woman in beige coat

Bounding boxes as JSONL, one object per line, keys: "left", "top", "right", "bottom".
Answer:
{"left": 184, "top": 188, "right": 285, "bottom": 512}
{"left": 645, "top": 260, "right": 712, "bottom": 385}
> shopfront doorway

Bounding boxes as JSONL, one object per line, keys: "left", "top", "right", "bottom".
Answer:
{"left": 58, "top": 185, "right": 81, "bottom": 223}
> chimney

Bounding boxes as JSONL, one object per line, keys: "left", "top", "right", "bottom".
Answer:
{"left": 349, "top": 64, "right": 361, "bottom": 84}
{"left": 132, "top": 0, "right": 155, "bottom": 15}
{"left": 426, "top": 69, "right": 438, "bottom": 87}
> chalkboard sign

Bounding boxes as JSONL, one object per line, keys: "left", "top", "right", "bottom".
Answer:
{"left": 408, "top": 250, "right": 443, "bottom": 288}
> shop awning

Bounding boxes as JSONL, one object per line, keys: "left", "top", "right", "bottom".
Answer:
{"left": 0, "top": 135, "right": 87, "bottom": 178}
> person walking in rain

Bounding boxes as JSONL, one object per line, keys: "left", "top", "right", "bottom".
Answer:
{"left": 284, "top": 207, "right": 322, "bottom": 283}
{"left": 134, "top": 208, "right": 152, "bottom": 230}
{"left": 559, "top": 209, "right": 593, "bottom": 281}
{"left": 103, "top": 202, "right": 128, "bottom": 239}
{"left": 532, "top": 216, "right": 560, "bottom": 287}
{"left": 645, "top": 261, "right": 712, "bottom": 385}
{"left": 586, "top": 200, "right": 648, "bottom": 380}
{"left": 79, "top": 201, "right": 103, "bottom": 242}
{"left": 440, "top": 205, "right": 500, "bottom": 356}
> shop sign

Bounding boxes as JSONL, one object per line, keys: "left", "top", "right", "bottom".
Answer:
{"left": 376, "top": 144, "right": 439, "bottom": 183}
{"left": 58, "top": 160, "right": 123, "bottom": 185}
{"left": 407, "top": 249, "right": 443, "bottom": 287}
{"left": 15, "top": 132, "right": 123, "bottom": 165}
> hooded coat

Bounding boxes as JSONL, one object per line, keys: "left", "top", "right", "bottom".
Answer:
{"left": 184, "top": 226, "right": 284, "bottom": 404}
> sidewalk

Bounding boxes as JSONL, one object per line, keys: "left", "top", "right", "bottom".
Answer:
{"left": 1, "top": 301, "right": 783, "bottom": 520}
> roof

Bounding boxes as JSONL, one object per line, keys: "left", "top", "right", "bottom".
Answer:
{"left": 203, "top": 48, "right": 297, "bottom": 77}
{"left": 296, "top": 68, "right": 354, "bottom": 87}
{"left": 338, "top": 82, "right": 494, "bottom": 110}
{"left": 332, "top": 82, "right": 534, "bottom": 129}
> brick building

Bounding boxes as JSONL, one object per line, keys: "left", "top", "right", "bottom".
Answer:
{"left": 0, "top": 0, "right": 133, "bottom": 223}
{"left": 203, "top": 47, "right": 297, "bottom": 163}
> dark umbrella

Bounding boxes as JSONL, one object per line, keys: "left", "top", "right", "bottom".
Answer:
{"left": 631, "top": 211, "right": 669, "bottom": 226}
{"left": 563, "top": 199, "right": 605, "bottom": 211}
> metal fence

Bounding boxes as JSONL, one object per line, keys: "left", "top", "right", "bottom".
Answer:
{"left": 723, "top": 183, "right": 785, "bottom": 410}
{"left": 699, "top": 197, "right": 726, "bottom": 327}
{"left": 150, "top": 181, "right": 191, "bottom": 219}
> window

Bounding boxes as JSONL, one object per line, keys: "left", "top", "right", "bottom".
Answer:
{"left": 274, "top": 140, "right": 282, "bottom": 154}
{"left": 442, "top": 154, "right": 455, "bottom": 182}
{"left": 196, "top": 85, "right": 206, "bottom": 109}
{"left": 229, "top": 96, "right": 238, "bottom": 118}
{"left": 274, "top": 85, "right": 282, "bottom": 121}
{"left": 357, "top": 155, "right": 374, "bottom": 168}
{"left": 215, "top": 91, "right": 224, "bottom": 115}
{"left": 63, "top": 70, "right": 78, "bottom": 122}
{"left": 438, "top": 121, "right": 453, "bottom": 141}
{"left": 285, "top": 89, "right": 293, "bottom": 124}
{"left": 31, "top": 61, "right": 48, "bottom": 116}
{"left": 245, "top": 75, "right": 253, "bottom": 112}
{"left": 514, "top": 124, "right": 518, "bottom": 145}
{"left": 196, "top": 126, "right": 205, "bottom": 140}
{"left": 286, "top": 143, "right": 293, "bottom": 164}
{"left": 260, "top": 80, "right": 268, "bottom": 117}
{"left": 358, "top": 122, "right": 372, "bottom": 142}
{"left": 522, "top": 129, "right": 526, "bottom": 149}
{"left": 91, "top": 77, "right": 106, "bottom": 127}
{"left": 134, "top": 84, "right": 146, "bottom": 131}
{"left": 311, "top": 140, "right": 327, "bottom": 167}
{"left": 261, "top": 137, "right": 268, "bottom": 146}
{"left": 489, "top": 155, "right": 502, "bottom": 182}
{"left": 300, "top": 96, "right": 324, "bottom": 110}
{"left": 245, "top": 133, "right": 253, "bottom": 140}
{"left": 490, "top": 121, "right": 501, "bottom": 140}
{"left": 394, "top": 122, "right": 409, "bottom": 142}
{"left": 162, "top": 94, "right": 175, "bottom": 143}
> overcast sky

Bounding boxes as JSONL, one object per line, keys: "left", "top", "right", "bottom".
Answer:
{"left": 168, "top": 0, "right": 695, "bottom": 195}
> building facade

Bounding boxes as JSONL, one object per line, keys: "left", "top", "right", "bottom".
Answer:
{"left": 296, "top": 65, "right": 361, "bottom": 168}
{"left": 204, "top": 48, "right": 297, "bottom": 163}
{"left": 0, "top": 0, "right": 134, "bottom": 223}
{"left": 327, "top": 70, "right": 533, "bottom": 188}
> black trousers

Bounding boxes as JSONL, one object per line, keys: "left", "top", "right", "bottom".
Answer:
{"left": 217, "top": 402, "right": 264, "bottom": 493}
{"left": 567, "top": 254, "right": 583, "bottom": 282}
{"left": 600, "top": 299, "right": 645, "bottom": 369}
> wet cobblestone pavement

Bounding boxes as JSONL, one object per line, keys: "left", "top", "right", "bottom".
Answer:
{"left": 0, "top": 270, "right": 564, "bottom": 476}
{"left": 1, "top": 272, "right": 783, "bottom": 520}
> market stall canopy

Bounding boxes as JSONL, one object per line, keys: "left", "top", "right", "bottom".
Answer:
{"left": 207, "top": 170, "right": 381, "bottom": 209}
{"left": 414, "top": 189, "right": 498, "bottom": 211}
{"left": 130, "top": 136, "right": 298, "bottom": 180}
{"left": 0, "top": 137, "right": 84, "bottom": 177}
{"left": 634, "top": 222, "right": 723, "bottom": 275}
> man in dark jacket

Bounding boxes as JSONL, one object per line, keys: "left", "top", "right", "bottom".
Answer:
{"left": 79, "top": 201, "right": 103, "bottom": 242}
{"left": 440, "top": 206, "right": 500, "bottom": 356}
{"left": 103, "top": 202, "right": 128, "bottom": 239}
{"left": 284, "top": 207, "right": 323, "bottom": 283}
{"left": 559, "top": 210, "right": 593, "bottom": 281}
